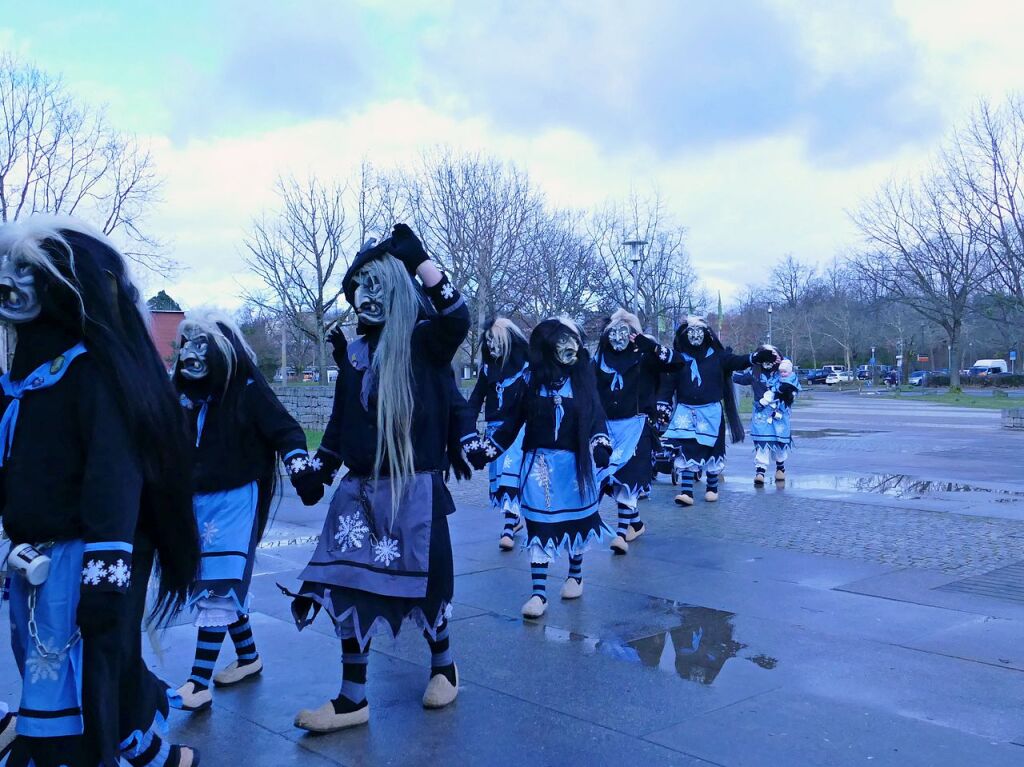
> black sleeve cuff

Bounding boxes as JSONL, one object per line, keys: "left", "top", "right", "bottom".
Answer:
{"left": 424, "top": 274, "right": 464, "bottom": 315}
{"left": 81, "top": 543, "right": 134, "bottom": 593}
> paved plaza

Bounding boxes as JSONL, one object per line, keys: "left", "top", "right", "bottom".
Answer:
{"left": 4, "top": 390, "right": 1024, "bottom": 765}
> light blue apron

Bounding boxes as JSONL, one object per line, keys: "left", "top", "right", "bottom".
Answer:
{"left": 8, "top": 540, "right": 85, "bottom": 738}
{"left": 664, "top": 402, "right": 722, "bottom": 446}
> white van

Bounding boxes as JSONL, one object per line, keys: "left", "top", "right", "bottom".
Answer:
{"left": 822, "top": 364, "right": 846, "bottom": 374}
{"left": 968, "top": 359, "right": 1008, "bottom": 377}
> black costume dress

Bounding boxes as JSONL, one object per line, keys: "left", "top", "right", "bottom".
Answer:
{"left": 467, "top": 352, "right": 529, "bottom": 514}
{"left": 0, "top": 322, "right": 174, "bottom": 767}
{"left": 490, "top": 373, "right": 613, "bottom": 559}
{"left": 179, "top": 379, "right": 308, "bottom": 625}
{"left": 659, "top": 347, "right": 752, "bottom": 472}
{"left": 287, "top": 276, "right": 470, "bottom": 649}
{"left": 594, "top": 342, "right": 676, "bottom": 499}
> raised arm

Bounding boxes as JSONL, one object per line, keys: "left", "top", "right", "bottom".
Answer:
{"left": 248, "top": 381, "right": 323, "bottom": 505}
{"left": 732, "top": 370, "right": 754, "bottom": 387}
{"left": 389, "top": 223, "right": 470, "bottom": 363}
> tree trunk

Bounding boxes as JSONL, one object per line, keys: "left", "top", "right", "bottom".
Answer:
{"left": 316, "top": 309, "right": 328, "bottom": 385}
{"left": 949, "top": 328, "right": 962, "bottom": 391}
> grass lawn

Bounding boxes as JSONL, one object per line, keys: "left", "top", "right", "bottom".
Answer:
{"left": 883, "top": 391, "right": 1018, "bottom": 409}
{"left": 304, "top": 429, "right": 324, "bottom": 451}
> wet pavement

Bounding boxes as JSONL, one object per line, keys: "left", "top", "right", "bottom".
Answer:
{"left": 3, "top": 390, "right": 1024, "bottom": 765}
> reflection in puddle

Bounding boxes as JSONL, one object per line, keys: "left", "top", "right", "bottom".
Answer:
{"left": 789, "top": 473, "right": 1024, "bottom": 502}
{"left": 539, "top": 598, "right": 775, "bottom": 685}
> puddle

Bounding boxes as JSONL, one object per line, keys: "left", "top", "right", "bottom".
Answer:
{"left": 788, "top": 473, "right": 1024, "bottom": 502}
{"left": 539, "top": 597, "right": 775, "bottom": 685}
{"left": 792, "top": 428, "right": 874, "bottom": 439}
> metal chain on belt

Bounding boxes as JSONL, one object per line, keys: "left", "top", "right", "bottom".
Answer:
{"left": 27, "top": 586, "right": 81, "bottom": 660}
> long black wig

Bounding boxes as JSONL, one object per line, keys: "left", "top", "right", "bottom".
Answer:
{"left": 0, "top": 216, "right": 200, "bottom": 622}
{"left": 673, "top": 317, "right": 745, "bottom": 444}
{"left": 528, "top": 317, "right": 599, "bottom": 494}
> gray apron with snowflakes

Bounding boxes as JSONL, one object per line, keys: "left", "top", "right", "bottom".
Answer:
{"left": 299, "top": 473, "right": 433, "bottom": 599}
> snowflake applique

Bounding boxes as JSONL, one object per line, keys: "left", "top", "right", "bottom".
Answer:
{"left": 483, "top": 441, "right": 499, "bottom": 458}
{"left": 440, "top": 283, "right": 455, "bottom": 300}
{"left": 309, "top": 456, "right": 323, "bottom": 471}
{"left": 658, "top": 346, "right": 670, "bottom": 362}
{"left": 201, "top": 521, "right": 219, "bottom": 546}
{"left": 82, "top": 560, "right": 107, "bottom": 586}
{"left": 27, "top": 641, "right": 64, "bottom": 683}
{"left": 106, "top": 559, "right": 131, "bottom": 588}
{"left": 466, "top": 438, "right": 483, "bottom": 452}
{"left": 373, "top": 535, "right": 402, "bottom": 567}
{"left": 289, "top": 455, "right": 309, "bottom": 474}
{"left": 334, "top": 513, "right": 369, "bottom": 552}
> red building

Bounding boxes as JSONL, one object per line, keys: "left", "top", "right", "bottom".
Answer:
{"left": 147, "top": 290, "right": 185, "bottom": 371}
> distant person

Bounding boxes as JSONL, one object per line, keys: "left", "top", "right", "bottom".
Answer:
{"left": 467, "top": 317, "right": 530, "bottom": 550}
{"left": 593, "top": 309, "right": 680, "bottom": 555}
{"left": 171, "top": 312, "right": 322, "bottom": 713}
{"left": 658, "top": 317, "right": 778, "bottom": 506}
{"left": 732, "top": 348, "right": 801, "bottom": 485}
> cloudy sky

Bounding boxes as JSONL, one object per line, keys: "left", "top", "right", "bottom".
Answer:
{"left": 5, "top": 0, "right": 1024, "bottom": 308}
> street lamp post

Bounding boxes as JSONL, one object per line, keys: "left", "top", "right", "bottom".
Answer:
{"left": 623, "top": 237, "right": 647, "bottom": 315}
{"left": 767, "top": 303, "right": 773, "bottom": 345}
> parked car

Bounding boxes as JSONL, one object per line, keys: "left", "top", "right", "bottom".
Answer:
{"left": 909, "top": 370, "right": 929, "bottom": 386}
{"left": 968, "top": 359, "right": 1008, "bottom": 377}
{"left": 826, "top": 370, "right": 855, "bottom": 385}
{"left": 804, "top": 368, "right": 830, "bottom": 385}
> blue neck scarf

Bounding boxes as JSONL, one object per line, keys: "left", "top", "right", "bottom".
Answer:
{"left": 0, "top": 343, "right": 88, "bottom": 466}
{"left": 680, "top": 347, "right": 714, "bottom": 388}
{"left": 539, "top": 379, "right": 573, "bottom": 441}
{"left": 494, "top": 363, "right": 527, "bottom": 409}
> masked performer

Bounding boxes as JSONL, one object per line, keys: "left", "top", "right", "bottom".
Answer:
{"left": 285, "top": 224, "right": 469, "bottom": 733}
{"left": 467, "top": 318, "right": 529, "bottom": 550}
{"left": 594, "top": 310, "right": 680, "bottom": 554}
{"left": 732, "top": 350, "right": 800, "bottom": 485}
{"left": 0, "top": 217, "right": 200, "bottom": 767}
{"left": 171, "top": 312, "right": 322, "bottom": 713}
{"left": 658, "top": 317, "right": 778, "bottom": 506}
{"left": 470, "top": 318, "right": 612, "bottom": 619}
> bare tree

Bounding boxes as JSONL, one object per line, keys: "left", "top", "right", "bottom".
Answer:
{"left": 406, "top": 149, "right": 542, "bottom": 343}
{"left": 589, "top": 191, "right": 702, "bottom": 341}
{"left": 519, "top": 209, "right": 601, "bottom": 324}
{"left": 852, "top": 165, "right": 994, "bottom": 390}
{"left": 243, "top": 176, "right": 350, "bottom": 383}
{"left": 0, "top": 54, "right": 165, "bottom": 269}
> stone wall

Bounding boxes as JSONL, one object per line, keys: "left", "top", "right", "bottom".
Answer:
{"left": 272, "top": 381, "right": 479, "bottom": 431}
{"left": 272, "top": 384, "right": 334, "bottom": 431}
{"left": 1002, "top": 408, "right": 1024, "bottom": 429}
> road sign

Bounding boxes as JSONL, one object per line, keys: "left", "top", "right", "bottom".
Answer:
{"left": 1011, "top": 350, "right": 1017, "bottom": 361}
{"left": 917, "top": 355, "right": 929, "bottom": 363}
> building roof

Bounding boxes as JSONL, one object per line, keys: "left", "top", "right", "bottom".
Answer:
{"left": 148, "top": 290, "right": 182, "bottom": 312}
